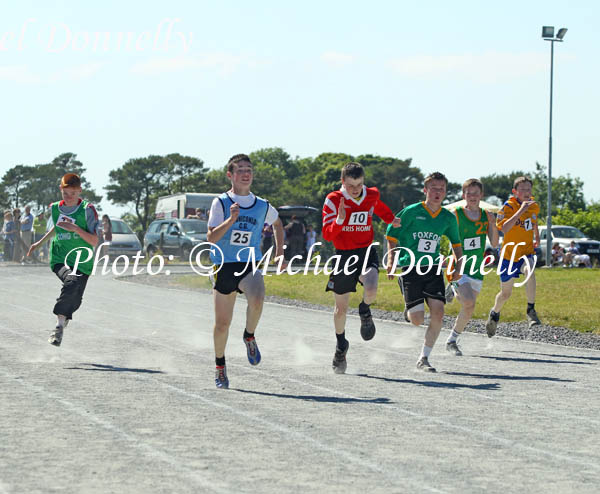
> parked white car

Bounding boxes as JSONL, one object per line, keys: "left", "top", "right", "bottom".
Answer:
{"left": 538, "top": 225, "right": 600, "bottom": 266}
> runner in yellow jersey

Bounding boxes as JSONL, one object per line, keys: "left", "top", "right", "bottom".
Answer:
{"left": 485, "top": 176, "right": 541, "bottom": 336}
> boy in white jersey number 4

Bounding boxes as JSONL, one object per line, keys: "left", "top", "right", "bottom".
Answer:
{"left": 321, "top": 162, "right": 400, "bottom": 374}
{"left": 444, "top": 179, "right": 498, "bottom": 355}
{"left": 207, "top": 154, "right": 285, "bottom": 389}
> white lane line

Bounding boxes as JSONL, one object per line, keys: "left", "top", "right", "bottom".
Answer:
{"left": 0, "top": 364, "right": 227, "bottom": 494}
{"left": 2, "top": 300, "right": 600, "bottom": 475}
{"left": 0, "top": 324, "right": 443, "bottom": 494}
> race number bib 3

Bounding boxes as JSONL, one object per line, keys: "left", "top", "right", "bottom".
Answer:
{"left": 464, "top": 237, "right": 481, "bottom": 250}
{"left": 348, "top": 211, "right": 368, "bottom": 226}
{"left": 417, "top": 238, "right": 437, "bottom": 253}
{"left": 230, "top": 230, "right": 251, "bottom": 246}
{"left": 57, "top": 214, "right": 75, "bottom": 225}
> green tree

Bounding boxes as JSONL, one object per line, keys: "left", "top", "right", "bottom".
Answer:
{"left": 106, "top": 156, "right": 167, "bottom": 232}
{"left": 479, "top": 171, "right": 527, "bottom": 203}
{"left": 1, "top": 165, "right": 34, "bottom": 207}
{"left": 532, "top": 162, "right": 586, "bottom": 217}
{"left": 553, "top": 202, "right": 600, "bottom": 241}
{"left": 163, "top": 153, "right": 206, "bottom": 194}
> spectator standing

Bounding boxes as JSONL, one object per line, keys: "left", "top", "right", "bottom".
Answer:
{"left": 20, "top": 206, "right": 34, "bottom": 261}
{"left": 306, "top": 224, "right": 317, "bottom": 253}
{"left": 12, "top": 208, "right": 23, "bottom": 262}
{"left": 2, "top": 211, "right": 15, "bottom": 262}
{"left": 261, "top": 223, "right": 274, "bottom": 253}
{"left": 284, "top": 215, "right": 305, "bottom": 259}
{"left": 32, "top": 211, "right": 47, "bottom": 262}
{"left": 99, "top": 214, "right": 112, "bottom": 257}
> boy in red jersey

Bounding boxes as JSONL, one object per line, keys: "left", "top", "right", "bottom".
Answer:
{"left": 322, "top": 162, "right": 401, "bottom": 373}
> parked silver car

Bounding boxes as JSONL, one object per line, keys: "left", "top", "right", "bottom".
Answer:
{"left": 106, "top": 218, "right": 143, "bottom": 258}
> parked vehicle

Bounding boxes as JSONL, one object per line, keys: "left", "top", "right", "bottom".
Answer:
{"left": 538, "top": 225, "right": 600, "bottom": 266}
{"left": 105, "top": 218, "right": 143, "bottom": 258}
{"left": 144, "top": 218, "right": 208, "bottom": 258}
{"left": 155, "top": 193, "right": 220, "bottom": 220}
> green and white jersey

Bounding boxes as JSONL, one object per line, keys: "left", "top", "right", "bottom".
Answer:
{"left": 386, "top": 202, "right": 461, "bottom": 268}
{"left": 454, "top": 206, "right": 489, "bottom": 280}
{"left": 50, "top": 200, "right": 95, "bottom": 275}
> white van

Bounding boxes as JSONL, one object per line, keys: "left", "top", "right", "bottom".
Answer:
{"left": 154, "top": 193, "right": 220, "bottom": 220}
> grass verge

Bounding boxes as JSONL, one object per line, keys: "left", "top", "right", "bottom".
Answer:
{"left": 174, "top": 267, "right": 600, "bottom": 334}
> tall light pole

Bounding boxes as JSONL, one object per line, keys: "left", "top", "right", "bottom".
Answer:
{"left": 542, "top": 26, "right": 567, "bottom": 267}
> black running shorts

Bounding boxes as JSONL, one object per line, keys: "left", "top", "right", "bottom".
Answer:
{"left": 325, "top": 246, "right": 379, "bottom": 295}
{"left": 211, "top": 262, "right": 255, "bottom": 295}
{"left": 399, "top": 267, "right": 446, "bottom": 310}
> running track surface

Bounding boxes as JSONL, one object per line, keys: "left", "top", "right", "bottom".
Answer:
{"left": 1, "top": 266, "right": 599, "bottom": 494}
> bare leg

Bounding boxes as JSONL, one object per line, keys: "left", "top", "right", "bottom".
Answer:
{"left": 238, "top": 272, "right": 266, "bottom": 334}
{"left": 213, "top": 291, "right": 237, "bottom": 358}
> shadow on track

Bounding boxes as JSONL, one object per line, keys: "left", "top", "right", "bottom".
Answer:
{"left": 233, "top": 388, "right": 392, "bottom": 404}
{"left": 444, "top": 371, "right": 574, "bottom": 383}
{"left": 478, "top": 355, "right": 592, "bottom": 366}
{"left": 65, "top": 363, "right": 165, "bottom": 374}
{"left": 355, "top": 373, "right": 500, "bottom": 391}
{"left": 501, "top": 350, "right": 600, "bottom": 362}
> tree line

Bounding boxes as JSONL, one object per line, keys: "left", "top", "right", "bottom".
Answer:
{"left": 1, "top": 148, "right": 598, "bottom": 239}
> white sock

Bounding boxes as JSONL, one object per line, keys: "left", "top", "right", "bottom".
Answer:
{"left": 420, "top": 345, "right": 432, "bottom": 359}
{"left": 447, "top": 330, "right": 460, "bottom": 343}
{"left": 57, "top": 315, "right": 67, "bottom": 328}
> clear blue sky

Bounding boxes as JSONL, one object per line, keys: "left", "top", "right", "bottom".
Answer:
{"left": 2, "top": 1, "right": 598, "bottom": 217}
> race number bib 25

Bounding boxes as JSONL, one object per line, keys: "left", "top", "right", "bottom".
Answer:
{"left": 230, "top": 230, "right": 251, "bottom": 246}
{"left": 463, "top": 237, "right": 481, "bottom": 250}
{"left": 417, "top": 238, "right": 437, "bottom": 253}
{"left": 348, "top": 211, "right": 368, "bottom": 226}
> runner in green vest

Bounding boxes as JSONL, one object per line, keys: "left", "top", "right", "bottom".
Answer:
{"left": 444, "top": 179, "right": 499, "bottom": 356}
{"left": 27, "top": 173, "right": 99, "bottom": 346}
{"left": 385, "top": 172, "right": 464, "bottom": 373}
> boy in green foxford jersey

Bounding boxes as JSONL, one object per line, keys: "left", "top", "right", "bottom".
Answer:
{"left": 28, "top": 173, "right": 100, "bottom": 346}
{"left": 444, "top": 179, "right": 499, "bottom": 355}
{"left": 385, "top": 172, "right": 464, "bottom": 372}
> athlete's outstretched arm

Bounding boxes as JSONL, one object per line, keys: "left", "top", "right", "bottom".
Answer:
{"left": 27, "top": 226, "right": 55, "bottom": 257}
{"left": 486, "top": 211, "right": 499, "bottom": 248}
{"left": 271, "top": 218, "right": 285, "bottom": 260}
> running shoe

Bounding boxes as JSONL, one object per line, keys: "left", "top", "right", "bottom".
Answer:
{"left": 446, "top": 340, "right": 463, "bottom": 356}
{"left": 48, "top": 319, "right": 68, "bottom": 347}
{"left": 215, "top": 365, "right": 229, "bottom": 389}
{"left": 243, "top": 335, "right": 261, "bottom": 365}
{"left": 527, "top": 309, "right": 541, "bottom": 329}
{"left": 332, "top": 342, "right": 349, "bottom": 374}
{"left": 359, "top": 305, "right": 376, "bottom": 341}
{"left": 416, "top": 356, "right": 436, "bottom": 372}
{"left": 445, "top": 283, "right": 455, "bottom": 303}
{"left": 403, "top": 307, "right": 410, "bottom": 323}
{"left": 485, "top": 310, "right": 499, "bottom": 338}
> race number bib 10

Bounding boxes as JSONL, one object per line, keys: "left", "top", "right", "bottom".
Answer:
{"left": 417, "top": 238, "right": 437, "bottom": 253}
{"left": 348, "top": 211, "right": 368, "bottom": 226}
{"left": 463, "top": 237, "right": 481, "bottom": 250}
{"left": 57, "top": 214, "right": 75, "bottom": 225}
{"left": 230, "top": 230, "right": 251, "bottom": 246}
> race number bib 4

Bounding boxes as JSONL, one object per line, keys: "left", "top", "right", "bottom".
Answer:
{"left": 57, "top": 214, "right": 75, "bottom": 225}
{"left": 230, "top": 230, "right": 251, "bottom": 246}
{"left": 417, "top": 238, "right": 437, "bottom": 253}
{"left": 348, "top": 211, "right": 368, "bottom": 226}
{"left": 463, "top": 237, "right": 481, "bottom": 250}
